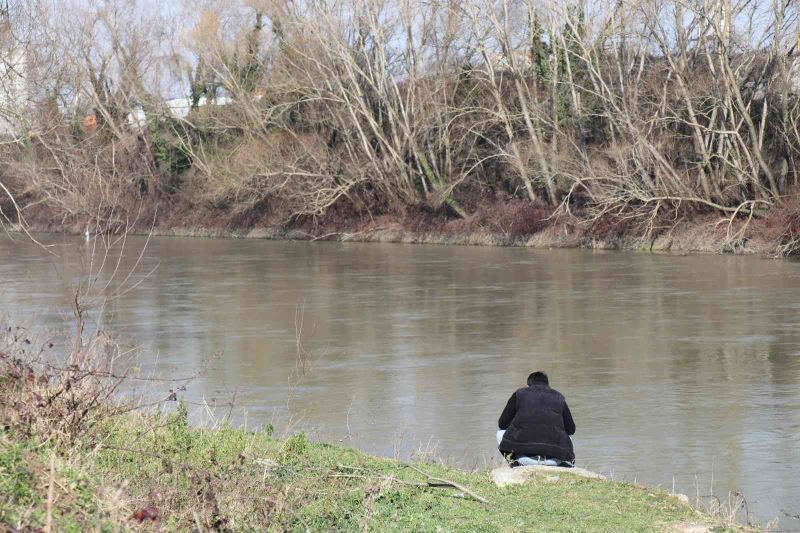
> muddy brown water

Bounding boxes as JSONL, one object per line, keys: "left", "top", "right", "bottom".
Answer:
{"left": 2, "top": 234, "right": 800, "bottom": 527}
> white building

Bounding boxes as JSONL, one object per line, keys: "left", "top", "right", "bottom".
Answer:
{"left": 126, "top": 95, "right": 235, "bottom": 131}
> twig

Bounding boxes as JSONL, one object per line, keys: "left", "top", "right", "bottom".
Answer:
{"left": 192, "top": 510, "right": 204, "bottom": 532}
{"left": 734, "top": 491, "right": 751, "bottom": 526}
{"left": 45, "top": 452, "right": 55, "bottom": 533}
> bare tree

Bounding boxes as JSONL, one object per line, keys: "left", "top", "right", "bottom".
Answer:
{"left": 1, "top": 0, "right": 798, "bottom": 246}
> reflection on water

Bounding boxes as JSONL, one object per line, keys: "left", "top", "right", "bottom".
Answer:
{"left": 2, "top": 235, "right": 800, "bottom": 526}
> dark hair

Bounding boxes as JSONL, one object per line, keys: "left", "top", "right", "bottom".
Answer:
{"left": 527, "top": 371, "right": 549, "bottom": 386}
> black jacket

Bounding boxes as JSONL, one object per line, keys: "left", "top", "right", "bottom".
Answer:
{"left": 498, "top": 382, "right": 576, "bottom": 463}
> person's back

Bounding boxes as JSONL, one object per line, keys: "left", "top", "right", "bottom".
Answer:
{"left": 497, "top": 371, "right": 576, "bottom": 467}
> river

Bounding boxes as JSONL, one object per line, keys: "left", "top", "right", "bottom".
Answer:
{"left": 2, "top": 234, "right": 799, "bottom": 527}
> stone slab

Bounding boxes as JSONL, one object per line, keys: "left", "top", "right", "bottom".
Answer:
{"left": 490, "top": 465, "right": 606, "bottom": 487}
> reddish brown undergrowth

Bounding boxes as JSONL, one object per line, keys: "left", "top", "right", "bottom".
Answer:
{"left": 0, "top": 324, "right": 127, "bottom": 447}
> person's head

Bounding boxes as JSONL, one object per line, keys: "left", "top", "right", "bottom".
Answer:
{"left": 527, "top": 371, "right": 549, "bottom": 386}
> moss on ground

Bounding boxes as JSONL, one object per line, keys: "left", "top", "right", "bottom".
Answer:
{"left": 0, "top": 401, "right": 744, "bottom": 532}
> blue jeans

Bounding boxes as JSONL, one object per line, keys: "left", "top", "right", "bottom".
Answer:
{"left": 496, "top": 429, "right": 574, "bottom": 467}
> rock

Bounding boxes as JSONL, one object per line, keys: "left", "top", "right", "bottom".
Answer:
{"left": 672, "top": 493, "right": 690, "bottom": 504}
{"left": 490, "top": 465, "right": 606, "bottom": 487}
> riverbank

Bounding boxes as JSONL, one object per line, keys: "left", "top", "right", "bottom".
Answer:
{"left": 16, "top": 196, "right": 800, "bottom": 258}
{"left": 0, "top": 330, "right": 751, "bottom": 532}
{"left": 1, "top": 414, "right": 729, "bottom": 533}
{"left": 4, "top": 0, "right": 800, "bottom": 269}
{"left": 0, "top": 410, "right": 739, "bottom": 532}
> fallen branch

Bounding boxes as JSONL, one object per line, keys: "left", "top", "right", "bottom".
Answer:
{"left": 403, "top": 464, "right": 488, "bottom": 505}
{"left": 333, "top": 464, "right": 488, "bottom": 504}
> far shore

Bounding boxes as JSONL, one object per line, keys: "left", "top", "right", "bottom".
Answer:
{"left": 13, "top": 211, "right": 794, "bottom": 260}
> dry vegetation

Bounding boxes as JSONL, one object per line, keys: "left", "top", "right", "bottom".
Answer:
{"left": 1, "top": 0, "right": 800, "bottom": 254}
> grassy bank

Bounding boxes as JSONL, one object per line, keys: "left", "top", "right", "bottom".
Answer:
{"left": 0, "top": 332, "right": 743, "bottom": 533}
{"left": 2, "top": 406, "right": 731, "bottom": 532}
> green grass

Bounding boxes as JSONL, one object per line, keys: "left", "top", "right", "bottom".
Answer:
{"left": 0, "top": 431, "right": 115, "bottom": 532}
{"left": 0, "top": 402, "right": 737, "bottom": 532}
